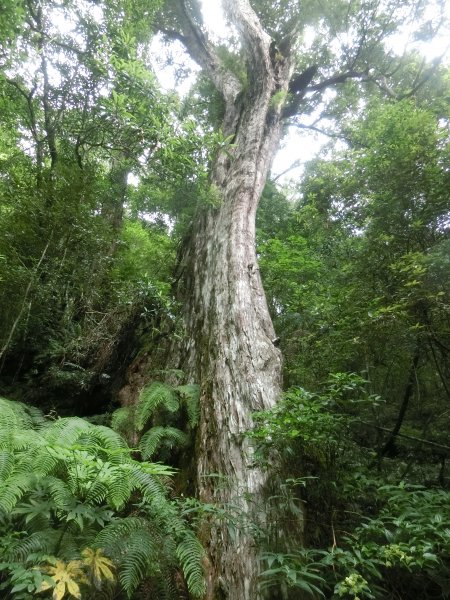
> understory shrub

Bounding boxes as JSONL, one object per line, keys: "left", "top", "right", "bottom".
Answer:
{"left": 0, "top": 396, "right": 205, "bottom": 599}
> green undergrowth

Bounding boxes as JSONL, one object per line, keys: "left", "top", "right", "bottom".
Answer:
{"left": 0, "top": 396, "right": 205, "bottom": 600}
{"left": 250, "top": 377, "right": 450, "bottom": 600}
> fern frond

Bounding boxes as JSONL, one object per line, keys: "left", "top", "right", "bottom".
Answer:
{"left": 84, "top": 479, "right": 109, "bottom": 506}
{"left": 0, "top": 428, "right": 42, "bottom": 452}
{"left": 44, "top": 476, "right": 77, "bottom": 509}
{"left": 41, "top": 417, "right": 91, "bottom": 445}
{"left": 139, "top": 426, "right": 189, "bottom": 460}
{"left": 77, "top": 425, "right": 129, "bottom": 453}
{"left": 127, "top": 464, "right": 169, "bottom": 503}
{"left": 0, "top": 450, "right": 15, "bottom": 481}
{"left": 7, "top": 529, "right": 56, "bottom": 561}
{"left": 105, "top": 469, "right": 133, "bottom": 510}
{"left": 118, "top": 529, "right": 159, "bottom": 597}
{"left": 111, "top": 407, "right": 134, "bottom": 435}
{"left": 23, "top": 404, "right": 47, "bottom": 429}
{"left": 136, "top": 383, "right": 179, "bottom": 431}
{"left": 0, "top": 472, "right": 37, "bottom": 512}
{"left": 29, "top": 446, "right": 61, "bottom": 476}
{"left": 176, "top": 534, "right": 206, "bottom": 598}
{"left": 0, "top": 397, "right": 41, "bottom": 430}
{"left": 94, "top": 517, "right": 151, "bottom": 555}
{"left": 175, "top": 384, "right": 201, "bottom": 428}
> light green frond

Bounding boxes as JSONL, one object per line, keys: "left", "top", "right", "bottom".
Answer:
{"left": 0, "top": 397, "right": 39, "bottom": 431}
{"left": 29, "top": 446, "right": 61, "bottom": 476}
{"left": 0, "top": 472, "right": 37, "bottom": 512}
{"left": 139, "top": 426, "right": 189, "bottom": 460}
{"left": 106, "top": 469, "right": 133, "bottom": 510}
{"left": 176, "top": 534, "right": 206, "bottom": 598}
{"left": 77, "top": 425, "right": 129, "bottom": 453}
{"left": 136, "top": 383, "right": 179, "bottom": 431}
{"left": 41, "top": 417, "right": 92, "bottom": 445}
{"left": 127, "top": 465, "right": 168, "bottom": 502}
{"left": 111, "top": 406, "right": 134, "bottom": 435}
{"left": 84, "top": 479, "right": 109, "bottom": 506}
{"left": 44, "top": 476, "right": 77, "bottom": 509}
{"left": 0, "top": 450, "right": 15, "bottom": 481}
{"left": 118, "top": 529, "right": 159, "bottom": 597}
{"left": 175, "top": 384, "right": 201, "bottom": 427}
{"left": 0, "top": 428, "right": 43, "bottom": 452}
{"left": 23, "top": 404, "right": 47, "bottom": 429}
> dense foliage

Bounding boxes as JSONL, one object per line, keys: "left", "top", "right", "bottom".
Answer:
{"left": 253, "top": 90, "right": 450, "bottom": 599}
{"left": 1, "top": 0, "right": 449, "bottom": 598}
{"left": 0, "top": 395, "right": 205, "bottom": 599}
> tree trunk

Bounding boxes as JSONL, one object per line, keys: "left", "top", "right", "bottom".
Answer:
{"left": 157, "top": 2, "right": 303, "bottom": 596}
{"left": 176, "top": 75, "right": 289, "bottom": 599}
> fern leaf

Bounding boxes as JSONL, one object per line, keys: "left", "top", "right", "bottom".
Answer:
{"left": 106, "top": 469, "right": 133, "bottom": 510}
{"left": 139, "top": 426, "right": 189, "bottom": 460}
{"left": 23, "top": 404, "right": 47, "bottom": 429}
{"left": 84, "top": 479, "right": 109, "bottom": 506}
{"left": 30, "top": 446, "right": 61, "bottom": 476}
{"left": 78, "top": 425, "right": 129, "bottom": 452}
{"left": 175, "top": 384, "right": 201, "bottom": 427}
{"left": 95, "top": 517, "right": 150, "bottom": 550}
{"left": 0, "top": 472, "right": 37, "bottom": 512}
{"left": 42, "top": 417, "right": 91, "bottom": 445}
{"left": 136, "top": 383, "right": 179, "bottom": 431}
{"left": 111, "top": 407, "right": 134, "bottom": 434}
{"left": 176, "top": 534, "right": 206, "bottom": 598}
{"left": 118, "top": 529, "right": 159, "bottom": 597}
{"left": 0, "top": 428, "right": 43, "bottom": 453}
{"left": 0, "top": 450, "right": 15, "bottom": 481}
{"left": 127, "top": 465, "right": 168, "bottom": 503}
{"left": 8, "top": 529, "right": 56, "bottom": 561}
{"left": 44, "top": 476, "right": 77, "bottom": 509}
{"left": 0, "top": 397, "right": 39, "bottom": 430}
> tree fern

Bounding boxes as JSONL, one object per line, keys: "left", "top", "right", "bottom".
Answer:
{"left": 0, "top": 398, "right": 205, "bottom": 599}
{"left": 139, "top": 426, "right": 189, "bottom": 460}
{"left": 136, "top": 382, "right": 179, "bottom": 431}
{"left": 175, "top": 384, "right": 201, "bottom": 428}
{"left": 176, "top": 534, "right": 206, "bottom": 598}
{"left": 110, "top": 406, "right": 134, "bottom": 438}
{"left": 0, "top": 397, "right": 44, "bottom": 430}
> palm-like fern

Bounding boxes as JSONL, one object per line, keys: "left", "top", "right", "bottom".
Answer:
{"left": 0, "top": 396, "right": 205, "bottom": 599}
{"left": 139, "top": 426, "right": 189, "bottom": 460}
{"left": 111, "top": 381, "right": 200, "bottom": 462}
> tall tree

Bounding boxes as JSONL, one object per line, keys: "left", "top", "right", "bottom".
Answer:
{"left": 155, "top": 0, "right": 446, "bottom": 597}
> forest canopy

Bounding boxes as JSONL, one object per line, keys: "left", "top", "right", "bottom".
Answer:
{"left": 0, "top": 0, "right": 449, "bottom": 599}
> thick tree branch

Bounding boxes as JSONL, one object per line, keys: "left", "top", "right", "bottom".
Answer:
{"left": 159, "top": 0, "right": 241, "bottom": 103}
{"left": 222, "top": 0, "right": 272, "bottom": 79}
{"left": 272, "top": 159, "right": 304, "bottom": 182}
{"left": 291, "top": 122, "right": 354, "bottom": 145}
{"left": 308, "top": 69, "right": 369, "bottom": 92}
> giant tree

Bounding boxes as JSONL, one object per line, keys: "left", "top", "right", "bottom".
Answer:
{"left": 153, "top": 0, "right": 447, "bottom": 598}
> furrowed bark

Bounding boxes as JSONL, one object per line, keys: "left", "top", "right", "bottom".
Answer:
{"left": 182, "top": 104, "right": 285, "bottom": 600}
{"left": 163, "top": 2, "right": 298, "bottom": 598}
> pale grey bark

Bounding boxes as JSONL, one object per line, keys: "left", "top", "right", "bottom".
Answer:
{"left": 164, "top": 2, "right": 298, "bottom": 598}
